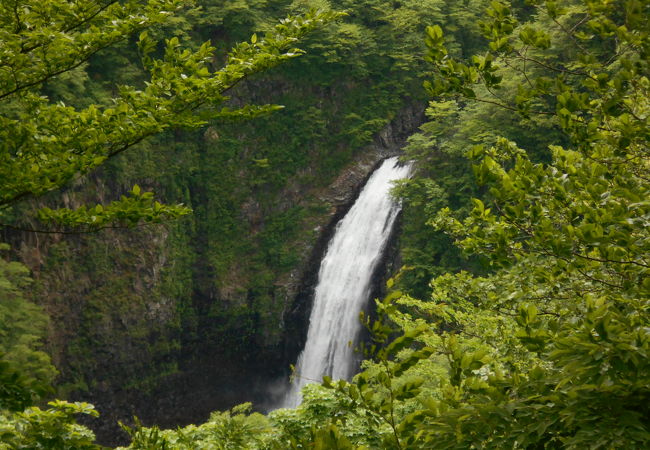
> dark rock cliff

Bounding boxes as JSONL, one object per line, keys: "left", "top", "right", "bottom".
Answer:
{"left": 11, "top": 103, "right": 424, "bottom": 446}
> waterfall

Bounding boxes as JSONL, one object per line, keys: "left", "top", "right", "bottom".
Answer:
{"left": 282, "top": 156, "right": 411, "bottom": 408}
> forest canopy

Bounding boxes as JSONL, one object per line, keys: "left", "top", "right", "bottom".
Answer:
{"left": 0, "top": 0, "right": 339, "bottom": 230}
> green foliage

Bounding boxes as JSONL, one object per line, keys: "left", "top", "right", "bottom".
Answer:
{"left": 0, "top": 357, "right": 44, "bottom": 414}
{"left": 0, "top": 244, "right": 56, "bottom": 410}
{"left": 37, "top": 186, "right": 191, "bottom": 231}
{"left": 0, "top": 0, "right": 341, "bottom": 228}
{"left": 119, "top": 403, "right": 272, "bottom": 449}
{"left": 0, "top": 400, "right": 99, "bottom": 449}
{"left": 307, "top": 0, "right": 650, "bottom": 448}
{"left": 395, "top": 0, "right": 589, "bottom": 297}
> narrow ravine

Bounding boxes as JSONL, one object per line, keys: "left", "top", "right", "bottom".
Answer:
{"left": 283, "top": 157, "right": 411, "bottom": 407}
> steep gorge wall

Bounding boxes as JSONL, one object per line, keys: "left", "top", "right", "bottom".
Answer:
{"left": 11, "top": 102, "right": 423, "bottom": 444}
{"left": 122, "top": 103, "right": 425, "bottom": 434}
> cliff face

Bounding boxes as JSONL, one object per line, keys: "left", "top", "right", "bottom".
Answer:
{"left": 13, "top": 91, "right": 423, "bottom": 444}
{"left": 135, "top": 103, "right": 425, "bottom": 431}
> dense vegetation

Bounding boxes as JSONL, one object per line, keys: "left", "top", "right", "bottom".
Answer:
{"left": 1, "top": 0, "right": 648, "bottom": 448}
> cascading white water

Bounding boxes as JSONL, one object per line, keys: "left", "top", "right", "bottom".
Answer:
{"left": 282, "top": 156, "right": 411, "bottom": 408}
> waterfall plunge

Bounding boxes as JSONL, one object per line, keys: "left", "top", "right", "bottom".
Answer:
{"left": 283, "top": 157, "right": 411, "bottom": 408}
